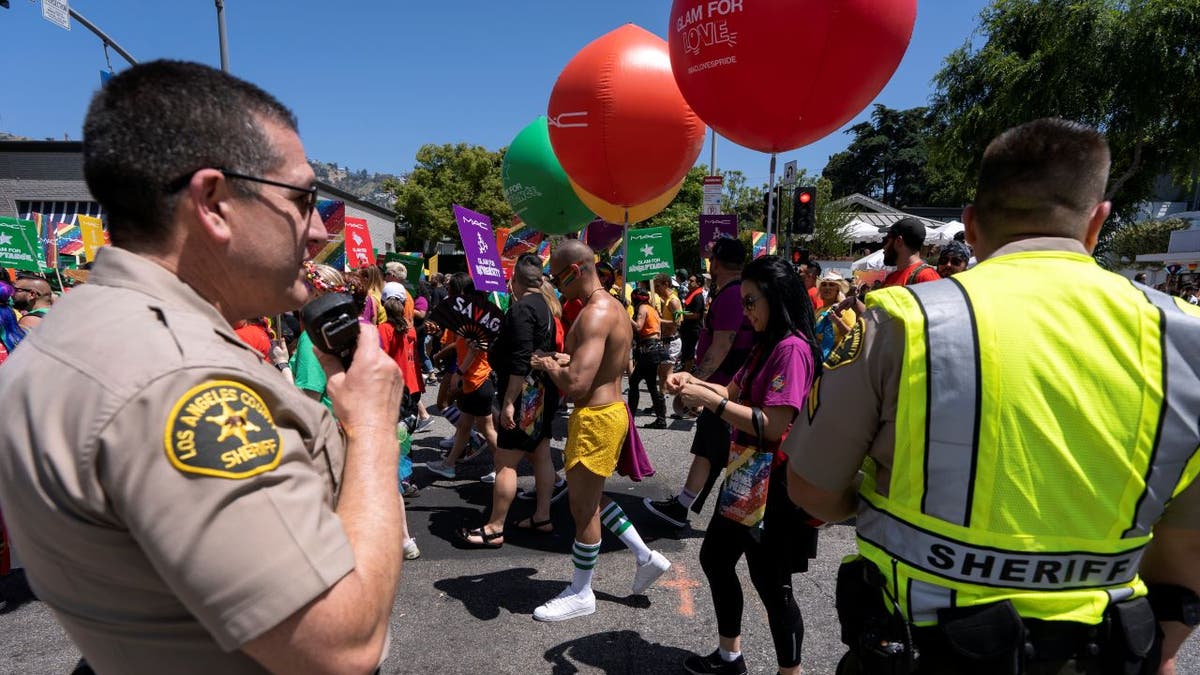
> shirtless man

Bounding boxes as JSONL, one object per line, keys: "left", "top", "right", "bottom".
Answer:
{"left": 530, "top": 240, "right": 670, "bottom": 621}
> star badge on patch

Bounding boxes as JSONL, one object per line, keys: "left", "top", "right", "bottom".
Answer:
{"left": 163, "top": 380, "right": 282, "bottom": 479}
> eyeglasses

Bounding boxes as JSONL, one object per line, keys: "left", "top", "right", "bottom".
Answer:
{"left": 219, "top": 169, "right": 319, "bottom": 220}
{"left": 938, "top": 256, "right": 966, "bottom": 266}
{"left": 742, "top": 294, "right": 760, "bottom": 310}
{"left": 550, "top": 263, "right": 581, "bottom": 289}
{"left": 166, "top": 168, "right": 319, "bottom": 220}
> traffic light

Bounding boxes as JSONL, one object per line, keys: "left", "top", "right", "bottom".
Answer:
{"left": 792, "top": 186, "right": 816, "bottom": 234}
{"left": 763, "top": 190, "right": 781, "bottom": 230}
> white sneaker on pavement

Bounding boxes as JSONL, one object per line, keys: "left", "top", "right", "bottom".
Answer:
{"left": 480, "top": 470, "right": 496, "bottom": 484}
{"left": 632, "top": 550, "right": 671, "bottom": 594}
{"left": 533, "top": 586, "right": 596, "bottom": 622}
{"left": 403, "top": 537, "right": 421, "bottom": 560}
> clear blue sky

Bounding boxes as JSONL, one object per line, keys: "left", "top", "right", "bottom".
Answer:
{"left": 1, "top": 1, "right": 989, "bottom": 187}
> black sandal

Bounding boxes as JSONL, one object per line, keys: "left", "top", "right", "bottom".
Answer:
{"left": 457, "top": 526, "right": 504, "bottom": 549}
{"left": 512, "top": 517, "right": 554, "bottom": 535}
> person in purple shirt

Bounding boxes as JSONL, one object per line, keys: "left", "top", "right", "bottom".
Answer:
{"left": 666, "top": 255, "right": 822, "bottom": 675}
{"left": 645, "top": 237, "right": 756, "bottom": 529}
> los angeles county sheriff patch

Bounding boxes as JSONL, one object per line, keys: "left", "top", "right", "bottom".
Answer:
{"left": 163, "top": 380, "right": 282, "bottom": 479}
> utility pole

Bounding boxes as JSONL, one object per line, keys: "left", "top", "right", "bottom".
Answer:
{"left": 215, "top": 0, "right": 230, "bottom": 72}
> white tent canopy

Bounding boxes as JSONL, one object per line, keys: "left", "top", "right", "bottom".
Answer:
{"left": 842, "top": 219, "right": 887, "bottom": 244}
{"left": 926, "top": 220, "right": 965, "bottom": 245}
{"left": 851, "top": 248, "right": 889, "bottom": 271}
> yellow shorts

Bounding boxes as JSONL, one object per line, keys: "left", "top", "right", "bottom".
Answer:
{"left": 564, "top": 401, "right": 628, "bottom": 477}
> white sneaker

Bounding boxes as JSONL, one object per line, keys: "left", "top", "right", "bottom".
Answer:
{"left": 632, "top": 550, "right": 671, "bottom": 594}
{"left": 415, "top": 416, "right": 435, "bottom": 433}
{"left": 480, "top": 470, "right": 497, "bottom": 484}
{"left": 403, "top": 537, "right": 421, "bottom": 560}
{"left": 425, "top": 459, "right": 456, "bottom": 479}
{"left": 533, "top": 586, "right": 596, "bottom": 622}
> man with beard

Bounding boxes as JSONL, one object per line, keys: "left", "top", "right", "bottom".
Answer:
{"left": 13, "top": 274, "right": 54, "bottom": 331}
{"left": 880, "top": 217, "right": 940, "bottom": 288}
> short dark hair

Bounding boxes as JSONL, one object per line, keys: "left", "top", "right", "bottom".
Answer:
{"left": 710, "top": 237, "right": 746, "bottom": 270}
{"left": 82, "top": 60, "right": 299, "bottom": 249}
{"left": 513, "top": 253, "right": 544, "bottom": 289}
{"left": 974, "top": 118, "right": 1109, "bottom": 238}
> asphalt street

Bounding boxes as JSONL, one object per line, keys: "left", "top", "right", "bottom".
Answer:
{"left": 2, "top": 382, "right": 1198, "bottom": 674}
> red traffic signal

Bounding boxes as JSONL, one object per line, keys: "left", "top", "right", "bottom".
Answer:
{"left": 791, "top": 186, "right": 816, "bottom": 234}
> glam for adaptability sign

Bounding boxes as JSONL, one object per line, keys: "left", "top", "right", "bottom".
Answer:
{"left": 0, "top": 217, "right": 47, "bottom": 273}
{"left": 625, "top": 226, "right": 675, "bottom": 282}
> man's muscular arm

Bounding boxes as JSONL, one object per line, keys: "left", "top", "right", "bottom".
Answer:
{"left": 533, "top": 303, "right": 609, "bottom": 400}
{"left": 693, "top": 329, "right": 735, "bottom": 381}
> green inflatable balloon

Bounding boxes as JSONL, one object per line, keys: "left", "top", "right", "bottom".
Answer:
{"left": 502, "top": 116, "right": 594, "bottom": 235}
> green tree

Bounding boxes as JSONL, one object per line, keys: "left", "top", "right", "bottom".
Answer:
{"left": 720, "top": 169, "right": 767, "bottom": 227}
{"left": 822, "top": 105, "right": 961, "bottom": 206}
{"left": 386, "top": 143, "right": 511, "bottom": 251}
{"left": 1103, "top": 217, "right": 1188, "bottom": 268}
{"left": 928, "top": 0, "right": 1200, "bottom": 217}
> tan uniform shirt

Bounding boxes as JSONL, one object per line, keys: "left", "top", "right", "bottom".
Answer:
{"left": 785, "top": 237, "right": 1200, "bottom": 527}
{"left": 0, "top": 247, "right": 354, "bottom": 674}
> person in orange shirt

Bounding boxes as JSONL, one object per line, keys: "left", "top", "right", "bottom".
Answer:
{"left": 629, "top": 287, "right": 668, "bottom": 429}
{"left": 426, "top": 276, "right": 499, "bottom": 480}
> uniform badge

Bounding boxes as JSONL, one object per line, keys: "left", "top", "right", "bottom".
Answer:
{"left": 163, "top": 380, "right": 282, "bottom": 479}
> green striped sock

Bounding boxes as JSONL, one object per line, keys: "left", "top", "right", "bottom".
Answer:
{"left": 570, "top": 540, "right": 601, "bottom": 593}
{"left": 600, "top": 502, "right": 651, "bottom": 564}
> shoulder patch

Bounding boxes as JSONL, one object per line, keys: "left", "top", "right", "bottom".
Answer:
{"left": 769, "top": 373, "right": 787, "bottom": 393}
{"left": 163, "top": 380, "right": 282, "bottom": 479}
{"left": 823, "top": 317, "right": 865, "bottom": 371}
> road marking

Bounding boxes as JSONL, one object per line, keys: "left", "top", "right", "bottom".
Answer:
{"left": 660, "top": 562, "right": 701, "bottom": 616}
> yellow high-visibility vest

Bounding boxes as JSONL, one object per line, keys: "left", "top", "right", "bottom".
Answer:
{"left": 857, "top": 249, "right": 1200, "bottom": 625}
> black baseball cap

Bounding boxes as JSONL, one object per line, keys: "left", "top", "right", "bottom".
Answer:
{"left": 880, "top": 217, "right": 926, "bottom": 250}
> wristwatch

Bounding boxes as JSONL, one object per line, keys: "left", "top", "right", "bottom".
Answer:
{"left": 274, "top": 362, "right": 290, "bottom": 371}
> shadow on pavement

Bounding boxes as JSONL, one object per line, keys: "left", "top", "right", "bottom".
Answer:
{"left": 433, "top": 567, "right": 650, "bottom": 621}
{"left": 543, "top": 629, "right": 694, "bottom": 674}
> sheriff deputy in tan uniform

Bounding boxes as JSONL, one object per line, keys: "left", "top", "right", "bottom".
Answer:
{"left": 0, "top": 61, "right": 404, "bottom": 674}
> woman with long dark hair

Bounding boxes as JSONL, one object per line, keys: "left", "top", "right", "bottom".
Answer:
{"left": 667, "top": 255, "right": 821, "bottom": 675}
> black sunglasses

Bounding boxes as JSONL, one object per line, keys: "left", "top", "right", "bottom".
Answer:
{"left": 166, "top": 168, "right": 319, "bottom": 219}
{"left": 742, "top": 294, "right": 760, "bottom": 310}
{"left": 939, "top": 256, "right": 966, "bottom": 266}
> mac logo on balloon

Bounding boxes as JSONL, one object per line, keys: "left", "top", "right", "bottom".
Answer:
{"left": 547, "top": 112, "right": 589, "bottom": 129}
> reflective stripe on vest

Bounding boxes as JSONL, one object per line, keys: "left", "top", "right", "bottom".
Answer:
{"left": 859, "top": 498, "right": 1144, "bottom": 591}
{"left": 909, "top": 278, "right": 980, "bottom": 525}
{"left": 1125, "top": 289, "right": 1200, "bottom": 537}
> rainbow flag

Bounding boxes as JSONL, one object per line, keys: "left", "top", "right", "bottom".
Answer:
{"left": 309, "top": 200, "right": 347, "bottom": 270}
{"left": 750, "top": 230, "right": 777, "bottom": 259}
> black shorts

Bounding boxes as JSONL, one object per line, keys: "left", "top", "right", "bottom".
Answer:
{"left": 689, "top": 408, "right": 732, "bottom": 465}
{"left": 458, "top": 379, "right": 496, "bottom": 417}
{"left": 496, "top": 380, "right": 559, "bottom": 453}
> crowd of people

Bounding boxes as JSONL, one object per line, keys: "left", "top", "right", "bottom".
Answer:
{"left": 1, "top": 60, "right": 1200, "bottom": 675}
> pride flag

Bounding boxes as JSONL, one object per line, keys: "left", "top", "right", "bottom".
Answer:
{"left": 750, "top": 230, "right": 777, "bottom": 259}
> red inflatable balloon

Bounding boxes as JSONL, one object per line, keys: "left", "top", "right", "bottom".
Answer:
{"left": 668, "top": 0, "right": 917, "bottom": 153}
{"left": 549, "top": 24, "right": 706, "bottom": 207}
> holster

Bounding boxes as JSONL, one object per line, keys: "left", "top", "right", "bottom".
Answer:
{"left": 835, "top": 557, "right": 919, "bottom": 674}
{"left": 935, "top": 600, "right": 1026, "bottom": 675}
{"left": 1104, "top": 596, "right": 1161, "bottom": 675}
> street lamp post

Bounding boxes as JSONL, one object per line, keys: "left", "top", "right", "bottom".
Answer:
{"left": 215, "top": 1, "right": 230, "bottom": 72}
